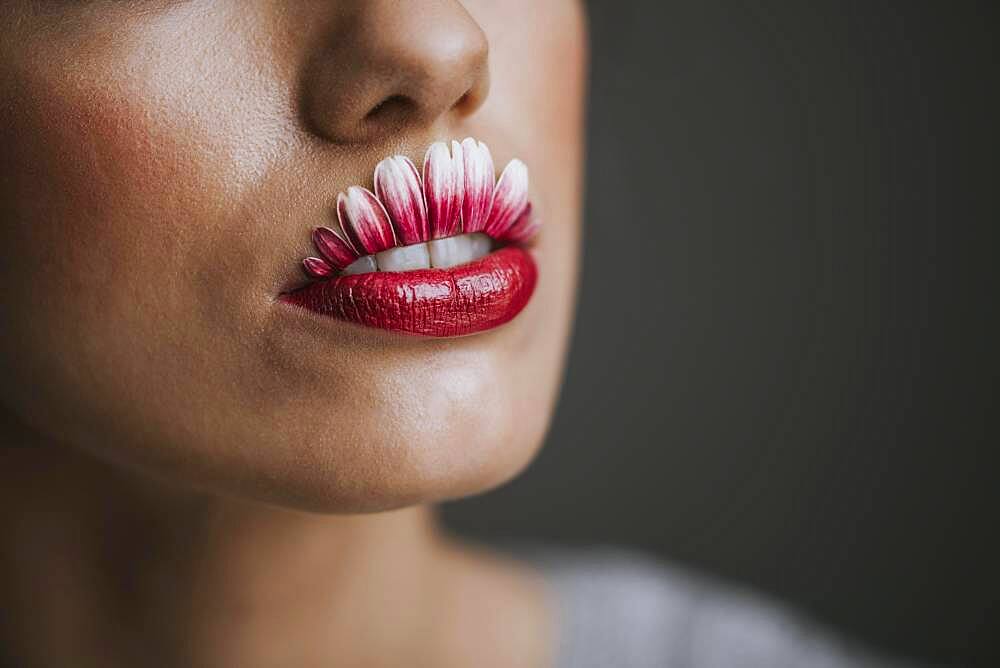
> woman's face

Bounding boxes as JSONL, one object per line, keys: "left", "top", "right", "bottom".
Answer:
{"left": 0, "top": 1, "right": 586, "bottom": 511}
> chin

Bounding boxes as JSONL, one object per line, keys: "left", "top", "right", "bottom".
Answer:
{"left": 282, "top": 419, "right": 548, "bottom": 515}
{"left": 257, "top": 355, "right": 554, "bottom": 514}
{"left": 204, "top": 415, "right": 548, "bottom": 516}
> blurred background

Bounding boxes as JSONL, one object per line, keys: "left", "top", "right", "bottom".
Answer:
{"left": 443, "top": 1, "right": 998, "bottom": 666}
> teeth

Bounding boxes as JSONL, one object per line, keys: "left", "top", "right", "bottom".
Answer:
{"left": 428, "top": 233, "right": 492, "bottom": 269}
{"left": 342, "top": 255, "right": 378, "bottom": 275}
{"left": 375, "top": 242, "right": 431, "bottom": 272}
{"left": 330, "top": 233, "right": 495, "bottom": 276}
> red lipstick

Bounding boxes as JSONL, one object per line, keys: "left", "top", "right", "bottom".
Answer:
{"left": 281, "top": 246, "right": 537, "bottom": 337}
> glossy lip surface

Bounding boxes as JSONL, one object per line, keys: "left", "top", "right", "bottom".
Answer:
{"left": 280, "top": 246, "right": 537, "bottom": 337}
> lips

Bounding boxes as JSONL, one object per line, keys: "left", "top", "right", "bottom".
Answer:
{"left": 282, "top": 246, "right": 537, "bottom": 337}
{"left": 280, "top": 138, "right": 540, "bottom": 337}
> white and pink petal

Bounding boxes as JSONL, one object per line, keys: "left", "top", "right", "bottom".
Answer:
{"left": 375, "top": 155, "right": 429, "bottom": 245}
{"left": 312, "top": 226, "right": 359, "bottom": 270}
{"left": 499, "top": 202, "right": 539, "bottom": 243}
{"left": 423, "top": 141, "right": 464, "bottom": 239}
{"left": 459, "top": 137, "right": 495, "bottom": 233}
{"left": 337, "top": 186, "right": 396, "bottom": 255}
{"left": 303, "top": 256, "right": 336, "bottom": 279}
{"left": 483, "top": 159, "right": 529, "bottom": 239}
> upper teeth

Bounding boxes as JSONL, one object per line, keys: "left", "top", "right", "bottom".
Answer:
{"left": 342, "top": 232, "right": 493, "bottom": 275}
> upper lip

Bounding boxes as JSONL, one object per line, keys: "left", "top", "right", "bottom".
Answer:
{"left": 279, "top": 137, "right": 540, "bottom": 337}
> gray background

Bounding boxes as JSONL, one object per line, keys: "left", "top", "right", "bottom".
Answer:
{"left": 443, "top": 1, "right": 998, "bottom": 666}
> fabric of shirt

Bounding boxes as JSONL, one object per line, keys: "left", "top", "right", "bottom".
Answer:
{"left": 511, "top": 546, "right": 932, "bottom": 668}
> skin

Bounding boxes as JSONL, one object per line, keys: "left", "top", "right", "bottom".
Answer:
{"left": 0, "top": 1, "right": 587, "bottom": 666}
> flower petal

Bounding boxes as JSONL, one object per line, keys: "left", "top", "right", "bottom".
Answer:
{"left": 483, "top": 159, "right": 529, "bottom": 239}
{"left": 337, "top": 186, "right": 396, "bottom": 254}
{"left": 375, "top": 155, "right": 429, "bottom": 245}
{"left": 303, "top": 256, "right": 335, "bottom": 279}
{"left": 459, "top": 137, "right": 495, "bottom": 233}
{"left": 312, "top": 226, "right": 359, "bottom": 270}
{"left": 499, "top": 202, "right": 539, "bottom": 243}
{"left": 423, "top": 141, "right": 464, "bottom": 239}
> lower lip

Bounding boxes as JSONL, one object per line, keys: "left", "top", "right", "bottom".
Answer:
{"left": 279, "top": 246, "right": 538, "bottom": 337}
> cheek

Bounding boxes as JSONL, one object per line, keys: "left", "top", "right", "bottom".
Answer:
{"left": 0, "top": 2, "right": 305, "bottom": 342}
{"left": 0, "top": 19, "right": 291, "bottom": 451}
{"left": 0, "top": 46, "right": 284, "bottom": 294}
{"left": 0, "top": 3, "right": 300, "bottom": 310}
{"left": 1, "top": 94, "right": 185, "bottom": 292}
{"left": 0, "top": 77, "right": 210, "bottom": 398}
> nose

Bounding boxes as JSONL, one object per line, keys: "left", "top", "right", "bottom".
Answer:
{"left": 303, "top": 0, "right": 490, "bottom": 145}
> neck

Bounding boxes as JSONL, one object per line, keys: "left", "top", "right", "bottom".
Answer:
{"left": 0, "top": 442, "right": 450, "bottom": 668}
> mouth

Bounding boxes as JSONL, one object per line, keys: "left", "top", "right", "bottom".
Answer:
{"left": 280, "top": 138, "right": 539, "bottom": 337}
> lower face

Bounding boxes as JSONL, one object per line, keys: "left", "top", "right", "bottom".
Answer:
{"left": 0, "top": 1, "right": 587, "bottom": 512}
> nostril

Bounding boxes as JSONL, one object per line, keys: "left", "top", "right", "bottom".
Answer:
{"left": 364, "top": 95, "right": 416, "bottom": 123}
{"left": 452, "top": 90, "right": 473, "bottom": 112}
{"left": 451, "top": 72, "right": 490, "bottom": 116}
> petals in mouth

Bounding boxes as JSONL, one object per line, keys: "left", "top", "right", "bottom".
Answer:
{"left": 300, "top": 137, "right": 538, "bottom": 280}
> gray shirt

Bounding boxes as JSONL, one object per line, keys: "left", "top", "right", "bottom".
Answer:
{"left": 518, "top": 546, "right": 927, "bottom": 668}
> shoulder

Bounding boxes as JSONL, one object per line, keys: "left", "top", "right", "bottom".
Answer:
{"left": 508, "top": 545, "right": 922, "bottom": 668}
